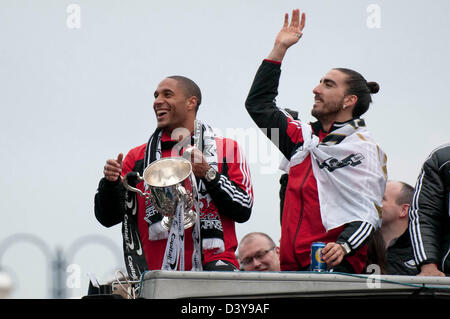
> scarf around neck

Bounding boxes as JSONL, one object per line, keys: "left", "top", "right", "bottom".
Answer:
{"left": 286, "top": 118, "right": 387, "bottom": 231}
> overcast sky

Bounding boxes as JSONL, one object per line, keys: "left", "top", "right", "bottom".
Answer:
{"left": 0, "top": 0, "right": 449, "bottom": 298}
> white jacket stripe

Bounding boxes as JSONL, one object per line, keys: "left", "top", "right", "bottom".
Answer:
{"left": 348, "top": 222, "right": 373, "bottom": 249}
{"left": 409, "top": 170, "right": 428, "bottom": 263}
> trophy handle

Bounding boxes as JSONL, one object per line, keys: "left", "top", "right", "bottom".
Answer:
{"left": 122, "top": 172, "right": 150, "bottom": 198}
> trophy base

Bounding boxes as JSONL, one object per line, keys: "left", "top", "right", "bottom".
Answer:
{"left": 161, "top": 210, "right": 197, "bottom": 231}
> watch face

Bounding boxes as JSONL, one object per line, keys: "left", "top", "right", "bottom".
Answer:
{"left": 206, "top": 168, "right": 216, "bottom": 181}
{"left": 341, "top": 243, "right": 351, "bottom": 254}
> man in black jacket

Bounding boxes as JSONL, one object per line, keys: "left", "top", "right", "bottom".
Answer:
{"left": 367, "top": 181, "right": 418, "bottom": 275}
{"left": 383, "top": 181, "right": 417, "bottom": 275}
{"left": 409, "top": 143, "right": 450, "bottom": 276}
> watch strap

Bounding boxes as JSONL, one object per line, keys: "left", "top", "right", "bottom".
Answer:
{"left": 338, "top": 241, "right": 351, "bottom": 255}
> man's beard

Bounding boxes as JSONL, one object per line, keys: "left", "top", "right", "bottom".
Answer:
{"left": 311, "top": 98, "right": 344, "bottom": 122}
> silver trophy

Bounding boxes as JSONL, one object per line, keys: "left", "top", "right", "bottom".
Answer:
{"left": 122, "top": 157, "right": 198, "bottom": 230}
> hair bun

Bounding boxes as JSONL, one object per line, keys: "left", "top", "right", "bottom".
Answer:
{"left": 367, "top": 81, "right": 380, "bottom": 94}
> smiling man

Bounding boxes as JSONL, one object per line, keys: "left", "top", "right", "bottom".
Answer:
{"left": 154, "top": 76, "right": 201, "bottom": 133}
{"left": 95, "top": 75, "right": 253, "bottom": 277}
{"left": 238, "top": 232, "right": 281, "bottom": 271}
{"left": 245, "top": 9, "right": 387, "bottom": 273}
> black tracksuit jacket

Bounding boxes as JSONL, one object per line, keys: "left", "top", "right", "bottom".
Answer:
{"left": 409, "top": 143, "right": 450, "bottom": 273}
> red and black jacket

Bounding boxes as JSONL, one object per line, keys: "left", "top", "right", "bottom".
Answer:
{"left": 95, "top": 129, "right": 253, "bottom": 277}
{"left": 245, "top": 60, "right": 374, "bottom": 273}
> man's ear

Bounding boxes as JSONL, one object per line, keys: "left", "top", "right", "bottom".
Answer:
{"left": 186, "top": 96, "right": 198, "bottom": 111}
{"left": 344, "top": 94, "right": 358, "bottom": 109}
{"left": 275, "top": 246, "right": 280, "bottom": 256}
{"left": 400, "top": 203, "right": 410, "bottom": 218}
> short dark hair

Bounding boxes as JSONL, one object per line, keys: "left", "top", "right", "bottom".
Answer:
{"left": 333, "top": 68, "right": 379, "bottom": 118}
{"left": 396, "top": 182, "right": 414, "bottom": 206}
{"left": 167, "top": 75, "right": 202, "bottom": 112}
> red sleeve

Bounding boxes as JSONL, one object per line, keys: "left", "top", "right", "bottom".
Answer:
{"left": 121, "top": 144, "right": 146, "bottom": 177}
{"left": 222, "top": 137, "right": 254, "bottom": 202}
{"left": 202, "top": 137, "right": 253, "bottom": 223}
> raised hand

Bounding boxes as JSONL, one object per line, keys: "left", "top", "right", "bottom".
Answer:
{"left": 276, "top": 9, "right": 306, "bottom": 48}
{"left": 267, "top": 9, "right": 306, "bottom": 62}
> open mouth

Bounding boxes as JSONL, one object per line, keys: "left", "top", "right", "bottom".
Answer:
{"left": 156, "top": 110, "right": 169, "bottom": 120}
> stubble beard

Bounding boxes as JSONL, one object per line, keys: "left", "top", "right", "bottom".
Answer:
{"left": 311, "top": 98, "right": 344, "bottom": 124}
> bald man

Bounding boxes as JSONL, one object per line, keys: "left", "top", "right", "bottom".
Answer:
{"left": 368, "top": 180, "right": 417, "bottom": 275}
{"left": 238, "top": 232, "right": 281, "bottom": 271}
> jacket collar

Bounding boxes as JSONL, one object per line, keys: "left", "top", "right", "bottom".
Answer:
{"left": 388, "top": 228, "right": 412, "bottom": 249}
{"left": 311, "top": 118, "right": 366, "bottom": 136}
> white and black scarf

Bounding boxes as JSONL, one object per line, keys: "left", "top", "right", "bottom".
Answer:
{"left": 143, "top": 120, "right": 225, "bottom": 270}
{"left": 283, "top": 119, "right": 387, "bottom": 231}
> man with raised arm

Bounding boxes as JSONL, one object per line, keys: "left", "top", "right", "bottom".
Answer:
{"left": 245, "top": 9, "right": 387, "bottom": 273}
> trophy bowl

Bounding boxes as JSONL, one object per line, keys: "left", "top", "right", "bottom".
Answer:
{"left": 123, "top": 157, "right": 198, "bottom": 230}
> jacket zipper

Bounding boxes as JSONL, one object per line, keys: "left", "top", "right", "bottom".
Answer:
{"left": 293, "top": 164, "right": 312, "bottom": 266}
